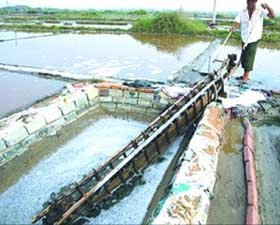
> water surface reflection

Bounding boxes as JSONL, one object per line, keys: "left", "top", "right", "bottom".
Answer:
{"left": 0, "top": 71, "right": 66, "bottom": 118}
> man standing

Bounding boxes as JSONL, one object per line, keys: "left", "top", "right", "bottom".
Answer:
{"left": 231, "top": 0, "right": 275, "bottom": 83}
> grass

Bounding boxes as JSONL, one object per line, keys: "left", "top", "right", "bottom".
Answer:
{"left": 0, "top": 23, "right": 124, "bottom": 34}
{"left": 0, "top": 7, "right": 151, "bottom": 22}
{"left": 131, "top": 12, "right": 207, "bottom": 35}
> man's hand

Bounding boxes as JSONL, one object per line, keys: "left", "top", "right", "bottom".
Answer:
{"left": 261, "top": 2, "right": 276, "bottom": 19}
{"left": 261, "top": 3, "right": 268, "bottom": 9}
{"left": 230, "top": 26, "right": 236, "bottom": 32}
{"left": 230, "top": 22, "right": 240, "bottom": 32}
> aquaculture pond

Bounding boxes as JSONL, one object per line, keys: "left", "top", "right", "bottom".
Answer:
{"left": 0, "top": 116, "right": 147, "bottom": 224}
{"left": 0, "top": 71, "right": 66, "bottom": 118}
{"left": 0, "top": 30, "right": 279, "bottom": 224}
{"left": 0, "top": 32, "right": 210, "bottom": 82}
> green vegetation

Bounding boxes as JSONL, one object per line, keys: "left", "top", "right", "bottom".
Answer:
{"left": 0, "top": 23, "right": 124, "bottom": 34}
{"left": 0, "top": 6, "right": 152, "bottom": 22}
{"left": 131, "top": 12, "right": 207, "bottom": 35}
{"left": 0, "top": 6, "right": 279, "bottom": 43}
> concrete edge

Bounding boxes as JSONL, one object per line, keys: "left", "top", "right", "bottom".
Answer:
{"left": 0, "top": 82, "right": 172, "bottom": 167}
{"left": 150, "top": 102, "right": 227, "bottom": 224}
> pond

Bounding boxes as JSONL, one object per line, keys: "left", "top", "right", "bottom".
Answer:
{"left": 0, "top": 32, "right": 210, "bottom": 82}
{"left": 0, "top": 31, "right": 279, "bottom": 89}
{"left": 0, "top": 71, "right": 66, "bottom": 118}
{"left": 0, "top": 117, "right": 147, "bottom": 224}
{"left": 0, "top": 31, "right": 53, "bottom": 41}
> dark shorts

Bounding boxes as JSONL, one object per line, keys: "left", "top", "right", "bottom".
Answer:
{"left": 241, "top": 40, "right": 259, "bottom": 72}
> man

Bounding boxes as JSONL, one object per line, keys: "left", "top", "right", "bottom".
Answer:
{"left": 231, "top": 0, "right": 275, "bottom": 83}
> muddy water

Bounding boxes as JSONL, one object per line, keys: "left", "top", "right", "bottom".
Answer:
{"left": 254, "top": 121, "right": 280, "bottom": 224}
{"left": 207, "top": 119, "right": 246, "bottom": 224}
{"left": 0, "top": 71, "right": 66, "bottom": 118}
{"left": 0, "top": 115, "right": 147, "bottom": 224}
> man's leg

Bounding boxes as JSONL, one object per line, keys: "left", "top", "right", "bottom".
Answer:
{"left": 240, "top": 41, "right": 259, "bottom": 83}
{"left": 242, "top": 71, "right": 250, "bottom": 82}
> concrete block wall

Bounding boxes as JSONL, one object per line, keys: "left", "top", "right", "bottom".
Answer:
{"left": 0, "top": 82, "right": 171, "bottom": 167}
{"left": 98, "top": 84, "right": 169, "bottom": 116}
{"left": 151, "top": 102, "right": 227, "bottom": 225}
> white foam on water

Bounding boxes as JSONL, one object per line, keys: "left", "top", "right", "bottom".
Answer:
{"left": 0, "top": 117, "right": 147, "bottom": 224}
{"left": 87, "top": 137, "right": 183, "bottom": 224}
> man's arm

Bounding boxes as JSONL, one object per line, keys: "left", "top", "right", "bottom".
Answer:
{"left": 261, "top": 3, "right": 276, "bottom": 19}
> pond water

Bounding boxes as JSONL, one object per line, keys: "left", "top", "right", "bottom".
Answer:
{"left": 0, "top": 31, "right": 53, "bottom": 41}
{"left": 0, "top": 71, "right": 66, "bottom": 118}
{"left": 212, "top": 43, "right": 280, "bottom": 90}
{"left": 0, "top": 32, "right": 210, "bottom": 82}
{"left": 0, "top": 32, "right": 279, "bottom": 89}
{"left": 0, "top": 117, "right": 147, "bottom": 224}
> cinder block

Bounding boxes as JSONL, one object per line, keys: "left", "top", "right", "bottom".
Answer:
{"left": 85, "top": 86, "right": 99, "bottom": 102}
{"left": 146, "top": 107, "right": 161, "bottom": 115}
{"left": 124, "top": 90, "right": 139, "bottom": 98}
{"left": 2, "top": 124, "right": 29, "bottom": 147}
{"left": 125, "top": 98, "right": 138, "bottom": 105}
{"left": 57, "top": 98, "right": 76, "bottom": 116}
{"left": 0, "top": 138, "right": 7, "bottom": 152}
{"left": 131, "top": 106, "right": 147, "bottom": 114}
{"left": 152, "top": 102, "right": 167, "bottom": 110}
{"left": 88, "top": 98, "right": 98, "bottom": 107}
{"left": 39, "top": 105, "right": 63, "bottom": 124}
{"left": 3, "top": 148, "right": 18, "bottom": 161}
{"left": 47, "top": 117, "right": 66, "bottom": 131}
{"left": 138, "top": 99, "right": 152, "bottom": 107}
{"left": 99, "top": 89, "right": 109, "bottom": 97}
{"left": 139, "top": 92, "right": 154, "bottom": 100}
{"left": 117, "top": 103, "right": 131, "bottom": 112}
{"left": 109, "top": 89, "right": 123, "bottom": 97}
{"left": 64, "top": 111, "right": 77, "bottom": 123}
{"left": 112, "top": 96, "right": 125, "bottom": 104}
{"left": 101, "top": 102, "right": 117, "bottom": 112}
{"left": 99, "top": 96, "right": 113, "bottom": 103}
{"left": 73, "top": 92, "right": 89, "bottom": 109}
{"left": 24, "top": 114, "right": 47, "bottom": 134}
{"left": 20, "top": 133, "right": 38, "bottom": 148}
{"left": 0, "top": 153, "right": 5, "bottom": 164}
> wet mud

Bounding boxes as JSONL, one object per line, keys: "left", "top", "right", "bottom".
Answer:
{"left": 254, "top": 120, "right": 280, "bottom": 224}
{"left": 207, "top": 119, "right": 246, "bottom": 224}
